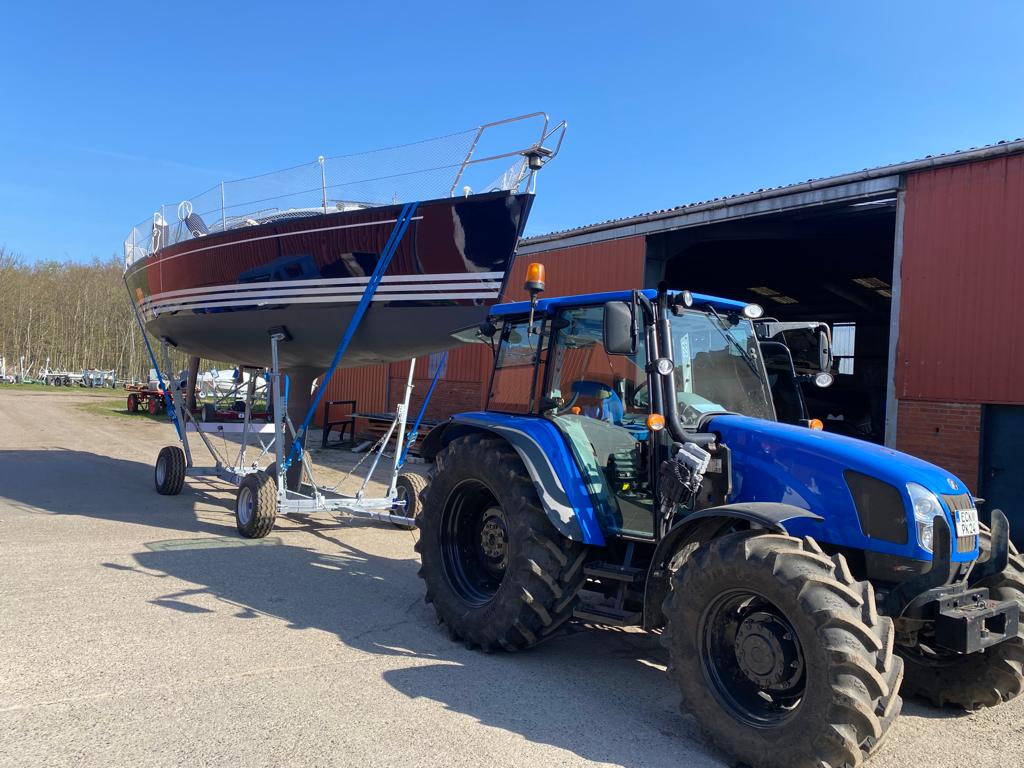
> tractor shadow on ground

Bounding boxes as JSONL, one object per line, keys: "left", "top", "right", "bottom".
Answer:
{"left": 127, "top": 525, "right": 722, "bottom": 768}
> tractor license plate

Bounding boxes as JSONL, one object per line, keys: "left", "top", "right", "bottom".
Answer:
{"left": 955, "top": 508, "right": 980, "bottom": 538}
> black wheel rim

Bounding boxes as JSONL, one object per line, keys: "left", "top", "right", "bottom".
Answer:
{"left": 440, "top": 479, "right": 509, "bottom": 607}
{"left": 699, "top": 589, "right": 806, "bottom": 728}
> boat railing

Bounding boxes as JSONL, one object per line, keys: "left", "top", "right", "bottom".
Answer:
{"left": 123, "top": 112, "right": 566, "bottom": 269}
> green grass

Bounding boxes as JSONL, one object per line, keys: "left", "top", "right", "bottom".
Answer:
{"left": 76, "top": 398, "right": 169, "bottom": 422}
{"left": 0, "top": 381, "right": 126, "bottom": 397}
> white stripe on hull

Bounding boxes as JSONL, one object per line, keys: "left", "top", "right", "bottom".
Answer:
{"left": 140, "top": 271, "right": 507, "bottom": 318}
{"left": 142, "top": 270, "right": 507, "bottom": 303}
{"left": 146, "top": 291, "right": 500, "bottom": 317}
{"left": 143, "top": 282, "right": 501, "bottom": 313}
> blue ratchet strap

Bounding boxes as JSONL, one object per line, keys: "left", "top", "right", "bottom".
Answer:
{"left": 398, "top": 351, "right": 447, "bottom": 468}
{"left": 283, "top": 201, "right": 420, "bottom": 471}
{"left": 123, "top": 276, "right": 184, "bottom": 442}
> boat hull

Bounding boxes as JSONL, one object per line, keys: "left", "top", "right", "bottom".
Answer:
{"left": 126, "top": 191, "right": 532, "bottom": 369}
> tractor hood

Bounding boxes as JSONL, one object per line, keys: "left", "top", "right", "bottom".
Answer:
{"left": 706, "top": 414, "right": 977, "bottom": 563}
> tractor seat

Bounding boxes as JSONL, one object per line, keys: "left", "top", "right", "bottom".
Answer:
{"left": 571, "top": 380, "right": 624, "bottom": 425}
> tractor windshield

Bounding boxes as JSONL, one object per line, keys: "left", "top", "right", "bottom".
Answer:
{"left": 664, "top": 311, "right": 775, "bottom": 426}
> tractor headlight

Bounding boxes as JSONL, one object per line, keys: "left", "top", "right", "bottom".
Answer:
{"left": 907, "top": 482, "right": 943, "bottom": 553}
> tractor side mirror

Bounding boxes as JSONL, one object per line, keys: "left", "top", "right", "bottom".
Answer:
{"left": 818, "top": 326, "right": 834, "bottom": 374}
{"left": 603, "top": 301, "right": 636, "bottom": 356}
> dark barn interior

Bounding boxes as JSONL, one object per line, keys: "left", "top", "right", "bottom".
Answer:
{"left": 650, "top": 199, "right": 898, "bottom": 442}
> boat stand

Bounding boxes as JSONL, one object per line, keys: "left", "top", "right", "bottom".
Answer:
{"left": 153, "top": 332, "right": 422, "bottom": 532}
{"left": 147, "top": 200, "right": 429, "bottom": 534}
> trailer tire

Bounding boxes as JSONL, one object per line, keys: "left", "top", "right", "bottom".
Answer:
{"left": 898, "top": 526, "right": 1024, "bottom": 709}
{"left": 235, "top": 472, "right": 277, "bottom": 538}
{"left": 201, "top": 403, "right": 216, "bottom": 423}
{"left": 663, "top": 531, "right": 902, "bottom": 768}
{"left": 416, "top": 434, "right": 587, "bottom": 651}
{"left": 154, "top": 446, "right": 186, "bottom": 496}
{"left": 127, "top": 393, "right": 139, "bottom": 413}
{"left": 392, "top": 472, "right": 426, "bottom": 530}
{"left": 148, "top": 397, "right": 161, "bottom": 415}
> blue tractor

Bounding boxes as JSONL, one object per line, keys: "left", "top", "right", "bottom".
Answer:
{"left": 415, "top": 269, "right": 1024, "bottom": 768}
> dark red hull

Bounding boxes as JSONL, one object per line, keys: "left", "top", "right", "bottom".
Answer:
{"left": 126, "top": 191, "right": 532, "bottom": 370}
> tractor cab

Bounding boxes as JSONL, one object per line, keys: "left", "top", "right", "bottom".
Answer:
{"left": 479, "top": 281, "right": 791, "bottom": 540}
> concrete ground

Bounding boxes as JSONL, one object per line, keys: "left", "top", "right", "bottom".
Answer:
{"left": 1, "top": 387, "right": 1022, "bottom": 767}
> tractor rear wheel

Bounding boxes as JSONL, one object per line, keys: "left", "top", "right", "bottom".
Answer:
{"left": 416, "top": 434, "right": 587, "bottom": 651}
{"left": 154, "top": 446, "right": 186, "bottom": 495}
{"left": 898, "top": 525, "right": 1024, "bottom": 709}
{"left": 663, "top": 531, "right": 902, "bottom": 768}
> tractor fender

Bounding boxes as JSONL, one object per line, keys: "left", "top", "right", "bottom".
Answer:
{"left": 419, "top": 413, "right": 605, "bottom": 546}
{"left": 641, "top": 503, "right": 823, "bottom": 629}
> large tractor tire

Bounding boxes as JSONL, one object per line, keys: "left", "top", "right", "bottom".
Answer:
{"left": 898, "top": 525, "right": 1024, "bottom": 709}
{"left": 235, "top": 472, "right": 277, "bottom": 538}
{"left": 663, "top": 531, "right": 902, "bottom": 768}
{"left": 416, "top": 434, "right": 588, "bottom": 651}
{"left": 393, "top": 472, "right": 427, "bottom": 530}
{"left": 154, "top": 446, "right": 186, "bottom": 495}
{"left": 127, "top": 393, "right": 139, "bottom": 413}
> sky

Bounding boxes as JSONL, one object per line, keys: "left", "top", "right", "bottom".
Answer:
{"left": 2, "top": 1, "right": 1024, "bottom": 262}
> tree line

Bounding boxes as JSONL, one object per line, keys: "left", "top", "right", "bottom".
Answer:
{"left": 0, "top": 248, "right": 198, "bottom": 381}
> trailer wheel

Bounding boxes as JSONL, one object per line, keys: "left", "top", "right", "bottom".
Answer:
{"left": 393, "top": 472, "right": 426, "bottom": 530}
{"left": 148, "top": 397, "right": 161, "bottom": 415}
{"left": 235, "top": 472, "right": 277, "bottom": 538}
{"left": 663, "top": 531, "right": 902, "bottom": 768}
{"left": 898, "top": 526, "right": 1024, "bottom": 709}
{"left": 201, "top": 403, "right": 216, "bottom": 422}
{"left": 127, "top": 393, "right": 139, "bottom": 413}
{"left": 416, "top": 434, "right": 587, "bottom": 651}
{"left": 154, "top": 446, "right": 186, "bottom": 495}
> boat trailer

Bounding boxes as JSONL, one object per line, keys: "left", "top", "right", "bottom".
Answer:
{"left": 134, "top": 201, "right": 436, "bottom": 535}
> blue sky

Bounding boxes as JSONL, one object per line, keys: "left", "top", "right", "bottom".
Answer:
{"left": 2, "top": 2, "right": 1023, "bottom": 262}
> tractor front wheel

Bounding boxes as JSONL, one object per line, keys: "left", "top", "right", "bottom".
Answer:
{"left": 416, "top": 434, "right": 587, "bottom": 651}
{"left": 898, "top": 525, "right": 1024, "bottom": 709}
{"left": 663, "top": 531, "right": 902, "bottom": 768}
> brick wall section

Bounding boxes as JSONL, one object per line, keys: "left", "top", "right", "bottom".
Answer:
{"left": 895, "top": 400, "right": 981, "bottom": 492}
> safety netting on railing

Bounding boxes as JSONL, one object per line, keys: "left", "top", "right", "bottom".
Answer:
{"left": 124, "top": 113, "right": 564, "bottom": 267}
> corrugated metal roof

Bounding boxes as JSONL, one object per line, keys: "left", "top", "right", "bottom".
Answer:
{"left": 522, "top": 138, "right": 1024, "bottom": 246}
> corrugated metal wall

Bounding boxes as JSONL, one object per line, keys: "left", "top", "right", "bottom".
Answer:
{"left": 321, "top": 235, "right": 648, "bottom": 417}
{"left": 321, "top": 363, "right": 389, "bottom": 413}
{"left": 897, "top": 155, "right": 1024, "bottom": 404}
{"left": 504, "top": 236, "right": 647, "bottom": 302}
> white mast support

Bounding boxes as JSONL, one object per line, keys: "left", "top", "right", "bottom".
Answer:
{"left": 270, "top": 332, "right": 287, "bottom": 503}
{"left": 356, "top": 357, "right": 416, "bottom": 501}
{"left": 387, "top": 358, "right": 418, "bottom": 498}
